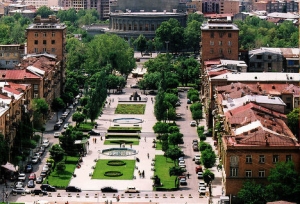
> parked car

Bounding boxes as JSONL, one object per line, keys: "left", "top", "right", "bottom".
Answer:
{"left": 65, "top": 186, "right": 81, "bottom": 192}
{"left": 204, "top": 130, "right": 212, "bottom": 137}
{"left": 175, "top": 101, "right": 181, "bottom": 106}
{"left": 63, "top": 122, "right": 69, "bottom": 129}
{"left": 101, "top": 186, "right": 118, "bottom": 193}
{"left": 88, "top": 130, "right": 100, "bottom": 136}
{"left": 198, "top": 186, "right": 206, "bottom": 195}
{"left": 12, "top": 188, "right": 30, "bottom": 194}
{"left": 179, "top": 161, "right": 185, "bottom": 165}
{"left": 25, "top": 164, "right": 33, "bottom": 173}
{"left": 178, "top": 157, "right": 184, "bottom": 161}
{"left": 40, "top": 184, "right": 56, "bottom": 192}
{"left": 42, "top": 139, "right": 50, "bottom": 148}
{"left": 40, "top": 171, "right": 48, "bottom": 178}
{"left": 195, "top": 166, "right": 203, "bottom": 173}
{"left": 176, "top": 113, "right": 182, "bottom": 119}
{"left": 31, "top": 156, "right": 40, "bottom": 164}
{"left": 28, "top": 173, "right": 36, "bottom": 181}
{"left": 187, "top": 99, "right": 192, "bottom": 104}
{"left": 36, "top": 176, "right": 43, "bottom": 184}
{"left": 198, "top": 182, "right": 206, "bottom": 188}
{"left": 197, "top": 172, "right": 203, "bottom": 179}
{"left": 193, "top": 145, "right": 199, "bottom": 151}
{"left": 42, "top": 165, "right": 50, "bottom": 172}
{"left": 27, "top": 180, "right": 35, "bottom": 188}
{"left": 18, "top": 173, "right": 26, "bottom": 182}
{"left": 53, "top": 122, "right": 62, "bottom": 130}
{"left": 130, "top": 84, "right": 139, "bottom": 88}
{"left": 14, "top": 181, "right": 24, "bottom": 188}
{"left": 190, "top": 121, "right": 197, "bottom": 127}
{"left": 31, "top": 189, "right": 48, "bottom": 195}
{"left": 125, "top": 187, "right": 139, "bottom": 193}
{"left": 147, "top": 90, "right": 156, "bottom": 95}
{"left": 54, "top": 132, "right": 61, "bottom": 138}
{"left": 179, "top": 177, "right": 187, "bottom": 186}
{"left": 192, "top": 139, "right": 199, "bottom": 144}
{"left": 193, "top": 154, "right": 201, "bottom": 161}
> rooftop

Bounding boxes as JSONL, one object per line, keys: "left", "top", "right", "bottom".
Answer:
{"left": 201, "top": 20, "right": 239, "bottom": 31}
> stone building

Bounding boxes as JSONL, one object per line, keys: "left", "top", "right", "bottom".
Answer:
{"left": 0, "top": 44, "right": 25, "bottom": 69}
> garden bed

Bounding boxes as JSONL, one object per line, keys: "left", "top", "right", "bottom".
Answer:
{"left": 115, "top": 104, "right": 146, "bottom": 114}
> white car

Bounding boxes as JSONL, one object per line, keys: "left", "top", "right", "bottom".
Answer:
{"left": 193, "top": 154, "right": 201, "bottom": 161}
{"left": 42, "top": 139, "right": 49, "bottom": 148}
{"left": 42, "top": 165, "right": 49, "bottom": 172}
{"left": 190, "top": 120, "right": 197, "bottom": 127}
{"left": 18, "top": 173, "right": 26, "bottom": 182}
{"left": 198, "top": 182, "right": 206, "bottom": 188}
{"left": 63, "top": 123, "right": 69, "bottom": 129}
{"left": 54, "top": 132, "right": 60, "bottom": 138}
{"left": 179, "top": 160, "right": 185, "bottom": 165}
{"left": 198, "top": 186, "right": 206, "bottom": 195}
{"left": 15, "top": 181, "right": 24, "bottom": 188}
{"left": 178, "top": 157, "right": 184, "bottom": 161}
{"left": 197, "top": 172, "right": 203, "bottom": 179}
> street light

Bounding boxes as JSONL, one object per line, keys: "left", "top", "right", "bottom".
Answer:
{"left": 165, "top": 41, "right": 169, "bottom": 54}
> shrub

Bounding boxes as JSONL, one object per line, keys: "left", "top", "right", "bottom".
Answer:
{"left": 199, "top": 141, "right": 212, "bottom": 151}
{"left": 104, "top": 171, "right": 123, "bottom": 177}
{"left": 107, "top": 160, "right": 126, "bottom": 166}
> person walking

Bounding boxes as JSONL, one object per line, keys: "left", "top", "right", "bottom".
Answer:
{"left": 147, "top": 153, "right": 149, "bottom": 159}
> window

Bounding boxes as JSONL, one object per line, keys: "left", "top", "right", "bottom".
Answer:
{"left": 273, "top": 155, "right": 279, "bottom": 163}
{"left": 259, "top": 155, "right": 265, "bottom": 163}
{"left": 230, "top": 156, "right": 239, "bottom": 166}
{"left": 33, "top": 84, "right": 39, "bottom": 91}
{"left": 5, "top": 61, "right": 9, "bottom": 65}
{"left": 51, "top": 40, "right": 55, "bottom": 44}
{"left": 219, "top": 48, "right": 223, "bottom": 54}
{"left": 42, "top": 48, "right": 47, "bottom": 52}
{"left": 128, "top": 24, "right": 131, "bottom": 30}
{"left": 268, "top": 55, "right": 271, "bottom": 59}
{"left": 145, "top": 24, "right": 148, "bottom": 31}
{"left": 51, "top": 48, "right": 56, "bottom": 53}
{"left": 258, "top": 170, "right": 265, "bottom": 177}
{"left": 6, "top": 53, "right": 9, "bottom": 57}
{"left": 219, "top": 32, "right": 223, "bottom": 37}
{"left": 245, "top": 170, "right": 252, "bottom": 177}
{"left": 134, "top": 24, "right": 137, "bottom": 31}
{"left": 34, "top": 93, "right": 38, "bottom": 98}
{"left": 151, "top": 24, "right": 155, "bottom": 31}
{"left": 43, "top": 32, "right": 46, "bottom": 37}
{"left": 228, "top": 49, "right": 232, "bottom": 54}
{"left": 52, "top": 32, "right": 55, "bottom": 37}
{"left": 210, "top": 41, "right": 214, "bottom": 45}
{"left": 210, "top": 48, "right": 214, "bottom": 54}
{"left": 219, "top": 41, "right": 222, "bottom": 46}
{"left": 228, "top": 33, "right": 232, "bottom": 38}
{"left": 257, "top": 55, "right": 262, "bottom": 59}
{"left": 288, "top": 60, "right": 294, "bottom": 66}
{"left": 230, "top": 168, "right": 238, "bottom": 177}
{"left": 228, "top": 41, "right": 231, "bottom": 46}
{"left": 34, "top": 32, "right": 38, "bottom": 37}
{"left": 245, "top": 155, "right": 252, "bottom": 163}
{"left": 34, "top": 48, "right": 38, "bottom": 53}
{"left": 139, "top": 24, "right": 142, "bottom": 31}
{"left": 43, "top": 40, "right": 47, "bottom": 45}
{"left": 286, "top": 155, "right": 292, "bottom": 162}
{"left": 0, "top": 53, "right": 3, "bottom": 57}
{"left": 210, "top": 32, "right": 214, "bottom": 38}
{"left": 34, "top": 40, "right": 38, "bottom": 45}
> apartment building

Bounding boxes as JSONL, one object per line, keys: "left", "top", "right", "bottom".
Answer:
{"left": 24, "top": 0, "right": 59, "bottom": 8}
{"left": 253, "top": 0, "right": 298, "bottom": 13}
{"left": 0, "top": 44, "right": 25, "bottom": 69}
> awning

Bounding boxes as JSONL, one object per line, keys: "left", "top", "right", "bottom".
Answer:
{"left": 1, "top": 162, "right": 17, "bottom": 172}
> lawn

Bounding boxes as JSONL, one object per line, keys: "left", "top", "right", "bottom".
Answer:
{"left": 92, "top": 159, "right": 135, "bottom": 180}
{"left": 115, "top": 104, "right": 146, "bottom": 114}
{"left": 154, "top": 155, "right": 177, "bottom": 189}
{"left": 46, "top": 156, "right": 78, "bottom": 188}
{"left": 104, "top": 139, "right": 139, "bottom": 145}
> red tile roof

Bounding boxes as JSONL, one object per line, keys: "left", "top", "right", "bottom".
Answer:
{"left": 0, "top": 70, "right": 40, "bottom": 80}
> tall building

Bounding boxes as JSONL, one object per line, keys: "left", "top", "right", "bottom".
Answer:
{"left": 199, "top": 0, "right": 240, "bottom": 14}
{"left": 24, "top": 0, "right": 59, "bottom": 8}
{"left": 26, "top": 15, "right": 67, "bottom": 92}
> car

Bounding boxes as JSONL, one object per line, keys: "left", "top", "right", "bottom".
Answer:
{"left": 25, "top": 164, "right": 33, "bottom": 173}
{"left": 179, "top": 163, "right": 186, "bottom": 168}
{"left": 42, "top": 165, "right": 49, "bottom": 172}
{"left": 27, "top": 180, "right": 35, "bottom": 188}
{"left": 179, "top": 178, "right": 187, "bottom": 186}
{"left": 42, "top": 139, "right": 50, "bottom": 148}
{"left": 179, "top": 161, "right": 185, "bottom": 165}
{"left": 204, "top": 130, "right": 213, "bottom": 137}
{"left": 198, "top": 186, "right": 206, "bottom": 195}
{"left": 40, "top": 171, "right": 48, "bottom": 178}
{"left": 178, "top": 157, "right": 184, "bottom": 161}
{"left": 192, "top": 139, "right": 199, "bottom": 144}
{"left": 40, "top": 184, "right": 56, "bottom": 192}
{"left": 12, "top": 188, "right": 30, "bottom": 194}
{"left": 195, "top": 166, "right": 203, "bottom": 173}
{"left": 101, "top": 186, "right": 118, "bottom": 193}
{"left": 193, "top": 145, "right": 199, "bottom": 151}
{"left": 33, "top": 152, "right": 42, "bottom": 159}
{"left": 14, "top": 181, "right": 24, "bottom": 188}
{"left": 195, "top": 159, "right": 201, "bottom": 165}
{"left": 68, "top": 105, "right": 74, "bottom": 109}
{"left": 28, "top": 173, "right": 36, "bottom": 180}
{"left": 147, "top": 90, "right": 156, "bottom": 95}
{"left": 36, "top": 176, "right": 43, "bottom": 184}
{"left": 53, "top": 122, "right": 61, "bottom": 130}
{"left": 176, "top": 113, "right": 182, "bottom": 119}
{"left": 63, "top": 122, "right": 69, "bottom": 129}
{"left": 125, "top": 187, "right": 139, "bottom": 193}
{"left": 18, "top": 173, "right": 26, "bottom": 182}
{"left": 66, "top": 186, "right": 82, "bottom": 192}
{"left": 88, "top": 130, "right": 100, "bottom": 136}
{"left": 31, "top": 189, "right": 48, "bottom": 195}
{"left": 197, "top": 172, "right": 203, "bottom": 179}
{"left": 187, "top": 99, "right": 192, "bottom": 104}
{"left": 54, "top": 132, "right": 60, "bottom": 138}
{"left": 130, "top": 84, "right": 139, "bottom": 88}
{"left": 198, "top": 182, "right": 206, "bottom": 188}
{"left": 175, "top": 101, "right": 181, "bottom": 106}
{"left": 193, "top": 155, "right": 201, "bottom": 161}
{"left": 190, "top": 121, "right": 197, "bottom": 127}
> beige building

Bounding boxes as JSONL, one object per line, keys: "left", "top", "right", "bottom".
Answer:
{"left": 24, "top": 0, "right": 59, "bottom": 8}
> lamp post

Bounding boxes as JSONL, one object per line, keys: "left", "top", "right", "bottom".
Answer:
{"left": 165, "top": 41, "right": 169, "bottom": 54}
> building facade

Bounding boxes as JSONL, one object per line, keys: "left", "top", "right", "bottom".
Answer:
{"left": 0, "top": 44, "right": 25, "bottom": 69}
{"left": 199, "top": 0, "right": 240, "bottom": 14}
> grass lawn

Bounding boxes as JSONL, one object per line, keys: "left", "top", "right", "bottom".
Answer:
{"left": 154, "top": 155, "right": 177, "bottom": 189}
{"left": 104, "top": 139, "right": 139, "bottom": 145}
{"left": 46, "top": 156, "right": 78, "bottom": 188}
{"left": 156, "top": 142, "right": 162, "bottom": 150}
{"left": 79, "top": 122, "right": 95, "bottom": 129}
{"left": 92, "top": 159, "right": 135, "bottom": 180}
{"left": 115, "top": 104, "right": 146, "bottom": 114}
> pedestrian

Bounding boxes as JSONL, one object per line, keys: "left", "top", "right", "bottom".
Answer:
{"left": 144, "top": 137, "right": 146, "bottom": 142}
{"left": 147, "top": 153, "right": 149, "bottom": 159}
{"left": 187, "top": 172, "right": 190, "bottom": 179}
{"left": 186, "top": 105, "right": 188, "bottom": 110}
{"left": 101, "top": 136, "right": 103, "bottom": 141}
{"left": 138, "top": 171, "right": 141, "bottom": 178}
{"left": 95, "top": 138, "right": 97, "bottom": 143}
{"left": 117, "top": 195, "right": 120, "bottom": 202}
{"left": 130, "top": 144, "right": 132, "bottom": 148}
{"left": 142, "top": 170, "right": 145, "bottom": 178}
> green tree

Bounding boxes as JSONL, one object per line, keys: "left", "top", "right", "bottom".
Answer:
{"left": 203, "top": 169, "right": 215, "bottom": 196}
{"left": 154, "top": 85, "right": 167, "bottom": 121}
{"left": 164, "top": 146, "right": 184, "bottom": 164}
{"left": 169, "top": 166, "right": 186, "bottom": 176}
{"left": 237, "top": 180, "right": 266, "bottom": 204}
{"left": 32, "top": 98, "right": 49, "bottom": 127}
{"left": 51, "top": 98, "right": 65, "bottom": 121}
{"left": 49, "top": 144, "right": 65, "bottom": 163}
{"left": 72, "top": 112, "right": 85, "bottom": 127}
{"left": 168, "top": 132, "right": 184, "bottom": 146}
{"left": 153, "top": 122, "right": 169, "bottom": 136}
{"left": 184, "top": 20, "right": 201, "bottom": 53}
{"left": 201, "top": 149, "right": 216, "bottom": 168}
{"left": 155, "top": 18, "right": 184, "bottom": 53}
{"left": 287, "top": 108, "right": 299, "bottom": 138}
{"left": 36, "top": 6, "right": 54, "bottom": 18}
{"left": 56, "top": 161, "right": 66, "bottom": 174}
{"left": 199, "top": 141, "right": 212, "bottom": 151}
{"left": 0, "top": 134, "right": 9, "bottom": 165}
{"left": 133, "top": 34, "right": 147, "bottom": 55}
